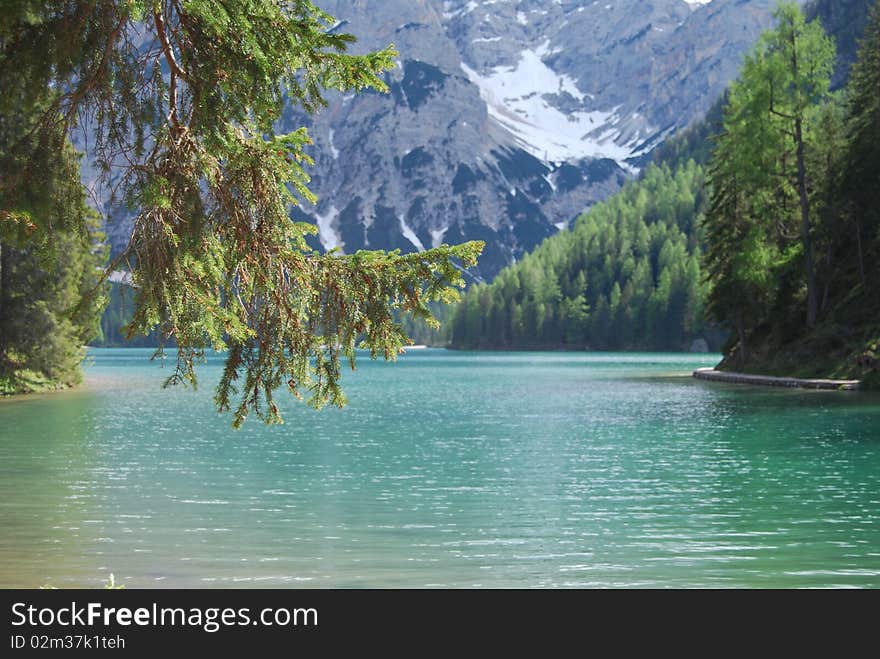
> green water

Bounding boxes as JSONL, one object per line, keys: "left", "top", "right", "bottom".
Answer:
{"left": 1, "top": 348, "right": 879, "bottom": 588}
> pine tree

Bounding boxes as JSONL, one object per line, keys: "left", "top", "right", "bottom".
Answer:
{"left": 0, "top": 213, "right": 107, "bottom": 392}
{"left": 842, "top": 0, "right": 880, "bottom": 288}
{"left": 704, "top": 87, "right": 779, "bottom": 361}
{"left": 0, "top": 2, "right": 482, "bottom": 425}
{"left": 765, "top": 3, "right": 836, "bottom": 327}
{"left": 703, "top": 2, "right": 836, "bottom": 360}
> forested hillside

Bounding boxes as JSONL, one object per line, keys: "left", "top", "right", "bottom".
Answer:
{"left": 95, "top": 284, "right": 162, "bottom": 348}
{"left": 450, "top": 162, "right": 712, "bottom": 350}
{"left": 809, "top": 0, "right": 873, "bottom": 87}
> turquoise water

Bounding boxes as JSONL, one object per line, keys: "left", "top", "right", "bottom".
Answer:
{"left": 1, "top": 348, "right": 879, "bottom": 588}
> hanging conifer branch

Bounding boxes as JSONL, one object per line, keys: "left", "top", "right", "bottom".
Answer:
{"left": 0, "top": 0, "right": 483, "bottom": 425}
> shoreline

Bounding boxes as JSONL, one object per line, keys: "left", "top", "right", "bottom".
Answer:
{"left": 693, "top": 367, "right": 861, "bottom": 391}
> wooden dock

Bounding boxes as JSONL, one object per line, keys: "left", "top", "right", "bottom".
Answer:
{"left": 693, "top": 367, "right": 860, "bottom": 391}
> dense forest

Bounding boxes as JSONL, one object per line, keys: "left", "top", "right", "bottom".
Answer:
{"left": 0, "top": 217, "right": 106, "bottom": 394}
{"left": 449, "top": 161, "right": 712, "bottom": 350}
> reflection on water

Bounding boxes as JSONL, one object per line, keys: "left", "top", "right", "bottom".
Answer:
{"left": 1, "top": 349, "right": 879, "bottom": 588}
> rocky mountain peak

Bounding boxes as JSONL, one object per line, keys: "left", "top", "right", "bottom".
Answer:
{"left": 97, "top": 1, "right": 783, "bottom": 280}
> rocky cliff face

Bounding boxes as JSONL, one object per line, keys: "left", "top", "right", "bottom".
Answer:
{"left": 101, "top": 0, "right": 781, "bottom": 280}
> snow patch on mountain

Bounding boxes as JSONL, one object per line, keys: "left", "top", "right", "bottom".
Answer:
{"left": 315, "top": 206, "right": 342, "bottom": 251}
{"left": 430, "top": 226, "right": 449, "bottom": 248}
{"left": 327, "top": 129, "right": 339, "bottom": 159}
{"left": 399, "top": 216, "right": 426, "bottom": 252}
{"left": 460, "top": 44, "right": 651, "bottom": 163}
{"left": 442, "top": 1, "right": 479, "bottom": 19}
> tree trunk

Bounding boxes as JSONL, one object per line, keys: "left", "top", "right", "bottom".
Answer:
{"left": 821, "top": 245, "right": 832, "bottom": 312}
{"left": 794, "top": 117, "right": 818, "bottom": 327}
{"left": 736, "top": 308, "right": 748, "bottom": 364}
{"left": 855, "top": 216, "right": 866, "bottom": 286}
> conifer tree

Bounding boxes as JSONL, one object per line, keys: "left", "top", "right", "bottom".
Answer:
{"left": 0, "top": 1, "right": 482, "bottom": 425}
{"left": 841, "top": 0, "right": 880, "bottom": 287}
{"left": 0, "top": 212, "right": 107, "bottom": 392}
{"left": 703, "top": 2, "right": 835, "bottom": 359}
{"left": 766, "top": 3, "right": 836, "bottom": 327}
{"left": 704, "top": 84, "right": 779, "bottom": 361}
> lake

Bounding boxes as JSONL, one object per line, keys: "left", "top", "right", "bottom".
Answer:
{"left": 1, "top": 348, "right": 879, "bottom": 588}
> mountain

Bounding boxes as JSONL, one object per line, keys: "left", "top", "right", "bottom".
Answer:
{"left": 95, "top": 1, "right": 782, "bottom": 281}
{"left": 275, "top": 0, "right": 781, "bottom": 280}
